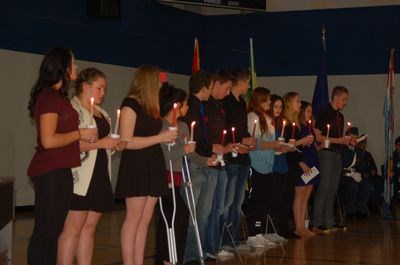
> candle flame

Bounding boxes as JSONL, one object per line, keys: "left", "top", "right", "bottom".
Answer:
{"left": 173, "top": 103, "right": 178, "bottom": 109}
{"left": 231, "top": 127, "right": 235, "bottom": 132}
{"left": 191, "top": 121, "right": 196, "bottom": 126}
{"left": 292, "top": 122, "right": 296, "bottom": 126}
{"left": 347, "top": 121, "right": 351, "bottom": 126}
{"left": 283, "top": 120, "right": 286, "bottom": 125}
{"left": 308, "top": 120, "right": 311, "bottom": 124}
{"left": 223, "top": 130, "right": 227, "bottom": 134}
{"left": 90, "top": 97, "right": 94, "bottom": 104}
{"left": 117, "top": 109, "right": 120, "bottom": 115}
{"left": 254, "top": 119, "right": 257, "bottom": 124}
{"left": 327, "top": 124, "right": 330, "bottom": 128}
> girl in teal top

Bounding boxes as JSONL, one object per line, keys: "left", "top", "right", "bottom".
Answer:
{"left": 245, "top": 87, "right": 281, "bottom": 236}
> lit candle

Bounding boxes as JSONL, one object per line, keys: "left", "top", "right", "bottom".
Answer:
{"left": 280, "top": 120, "right": 286, "bottom": 138}
{"left": 308, "top": 120, "right": 312, "bottom": 135}
{"left": 190, "top": 121, "right": 196, "bottom": 142}
{"left": 232, "top": 127, "right": 236, "bottom": 143}
{"left": 221, "top": 129, "right": 227, "bottom": 145}
{"left": 89, "top": 96, "right": 94, "bottom": 126}
{"left": 113, "top": 109, "right": 120, "bottom": 135}
{"left": 252, "top": 120, "right": 257, "bottom": 137}
{"left": 172, "top": 103, "right": 178, "bottom": 127}
{"left": 326, "top": 124, "right": 330, "bottom": 138}
{"left": 346, "top": 122, "right": 351, "bottom": 136}
{"left": 291, "top": 122, "right": 296, "bottom": 139}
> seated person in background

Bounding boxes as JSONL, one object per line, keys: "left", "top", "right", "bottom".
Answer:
{"left": 342, "top": 128, "right": 376, "bottom": 219}
{"left": 366, "top": 147, "right": 383, "bottom": 214}
{"left": 390, "top": 136, "right": 400, "bottom": 216}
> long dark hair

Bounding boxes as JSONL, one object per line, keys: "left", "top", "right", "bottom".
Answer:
{"left": 28, "top": 47, "right": 74, "bottom": 118}
{"left": 247, "top": 87, "right": 271, "bottom": 136}
{"left": 268, "top": 94, "right": 284, "bottom": 129}
{"left": 300, "top": 100, "right": 313, "bottom": 126}
{"left": 159, "top": 82, "right": 187, "bottom": 117}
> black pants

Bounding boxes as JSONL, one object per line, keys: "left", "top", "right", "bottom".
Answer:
{"left": 245, "top": 169, "right": 275, "bottom": 236}
{"left": 27, "top": 168, "right": 73, "bottom": 265}
{"left": 274, "top": 172, "right": 291, "bottom": 234}
{"left": 156, "top": 186, "right": 189, "bottom": 264}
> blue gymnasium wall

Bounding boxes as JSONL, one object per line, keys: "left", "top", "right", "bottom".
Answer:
{"left": 203, "top": 5, "right": 400, "bottom": 76}
{"left": 0, "top": 0, "right": 205, "bottom": 74}
{"left": 0, "top": 1, "right": 399, "bottom": 75}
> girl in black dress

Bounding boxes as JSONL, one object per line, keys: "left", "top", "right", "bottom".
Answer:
{"left": 58, "top": 68, "right": 125, "bottom": 265}
{"left": 283, "top": 92, "right": 315, "bottom": 237}
{"left": 115, "top": 65, "right": 178, "bottom": 265}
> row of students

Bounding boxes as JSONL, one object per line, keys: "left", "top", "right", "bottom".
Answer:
{"left": 26, "top": 46, "right": 351, "bottom": 265}
{"left": 244, "top": 89, "right": 317, "bottom": 239}
{"left": 27, "top": 48, "right": 177, "bottom": 265}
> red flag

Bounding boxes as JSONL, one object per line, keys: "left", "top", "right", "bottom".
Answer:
{"left": 192, "top": 37, "right": 200, "bottom": 73}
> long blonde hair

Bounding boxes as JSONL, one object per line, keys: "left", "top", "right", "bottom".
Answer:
{"left": 283, "top": 92, "right": 300, "bottom": 125}
{"left": 127, "top": 64, "right": 160, "bottom": 118}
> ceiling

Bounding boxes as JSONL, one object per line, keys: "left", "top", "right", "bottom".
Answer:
{"left": 162, "top": 0, "right": 400, "bottom": 15}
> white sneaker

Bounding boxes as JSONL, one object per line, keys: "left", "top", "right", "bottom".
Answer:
{"left": 236, "top": 243, "right": 252, "bottom": 252}
{"left": 217, "top": 250, "right": 234, "bottom": 257}
{"left": 246, "top": 236, "right": 265, "bottom": 248}
{"left": 206, "top": 252, "right": 217, "bottom": 260}
{"left": 222, "top": 243, "right": 252, "bottom": 252}
{"left": 265, "top": 233, "right": 287, "bottom": 244}
{"left": 255, "top": 234, "right": 276, "bottom": 247}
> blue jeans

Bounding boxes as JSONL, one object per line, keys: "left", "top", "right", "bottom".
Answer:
{"left": 206, "top": 167, "right": 228, "bottom": 255}
{"left": 313, "top": 150, "right": 342, "bottom": 227}
{"left": 182, "top": 162, "right": 217, "bottom": 262}
{"left": 222, "top": 163, "right": 250, "bottom": 243}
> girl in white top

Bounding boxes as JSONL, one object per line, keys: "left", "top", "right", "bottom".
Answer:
{"left": 58, "top": 68, "right": 126, "bottom": 265}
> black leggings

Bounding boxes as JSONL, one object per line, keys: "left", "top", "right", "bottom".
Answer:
{"left": 27, "top": 168, "right": 73, "bottom": 265}
{"left": 245, "top": 169, "right": 275, "bottom": 236}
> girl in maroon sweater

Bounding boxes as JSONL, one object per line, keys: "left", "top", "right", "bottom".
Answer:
{"left": 27, "top": 47, "right": 97, "bottom": 265}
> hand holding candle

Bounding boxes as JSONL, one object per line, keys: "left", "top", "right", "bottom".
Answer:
{"left": 221, "top": 129, "right": 227, "bottom": 145}
{"left": 252, "top": 120, "right": 257, "bottom": 137}
{"left": 113, "top": 109, "right": 121, "bottom": 135}
{"left": 280, "top": 120, "right": 286, "bottom": 138}
{"left": 190, "top": 121, "right": 196, "bottom": 142}
{"left": 231, "top": 127, "right": 236, "bottom": 143}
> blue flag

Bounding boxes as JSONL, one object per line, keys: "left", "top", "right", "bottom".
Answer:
{"left": 383, "top": 48, "right": 395, "bottom": 204}
{"left": 312, "top": 28, "right": 329, "bottom": 119}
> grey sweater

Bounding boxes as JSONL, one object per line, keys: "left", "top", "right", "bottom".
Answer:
{"left": 161, "top": 119, "right": 208, "bottom": 172}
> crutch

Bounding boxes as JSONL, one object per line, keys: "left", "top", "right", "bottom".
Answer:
{"left": 159, "top": 144, "right": 178, "bottom": 265}
{"left": 182, "top": 154, "right": 205, "bottom": 265}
